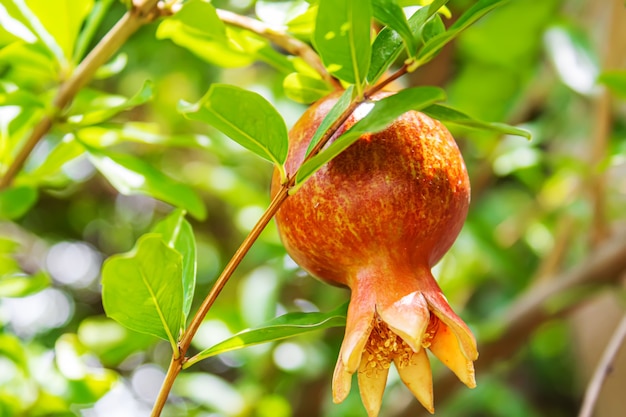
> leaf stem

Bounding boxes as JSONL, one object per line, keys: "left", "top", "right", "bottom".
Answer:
{"left": 0, "top": 0, "right": 163, "bottom": 190}
{"left": 215, "top": 8, "right": 342, "bottom": 91}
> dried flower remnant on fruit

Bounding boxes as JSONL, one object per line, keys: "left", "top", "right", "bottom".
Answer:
{"left": 272, "top": 92, "right": 478, "bottom": 416}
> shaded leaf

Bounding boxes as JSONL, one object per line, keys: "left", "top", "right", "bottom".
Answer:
{"left": 372, "top": 0, "right": 416, "bottom": 55}
{"left": 152, "top": 209, "right": 197, "bottom": 325}
{"left": 313, "top": 0, "right": 371, "bottom": 88}
{"left": 296, "top": 87, "right": 446, "bottom": 186}
{"left": 423, "top": 104, "right": 531, "bottom": 139}
{"left": 0, "top": 185, "right": 38, "bottom": 219}
{"left": 179, "top": 84, "right": 288, "bottom": 180}
{"left": 367, "top": 0, "right": 449, "bottom": 83}
{"left": 283, "top": 72, "right": 333, "bottom": 104}
{"left": 417, "top": 0, "right": 509, "bottom": 65}
{"left": 102, "top": 234, "right": 183, "bottom": 351}
{"left": 185, "top": 303, "right": 348, "bottom": 367}
{"left": 83, "top": 145, "right": 207, "bottom": 220}
{"left": 304, "top": 86, "right": 354, "bottom": 158}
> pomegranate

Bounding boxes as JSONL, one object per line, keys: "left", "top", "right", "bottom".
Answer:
{"left": 272, "top": 92, "right": 478, "bottom": 415}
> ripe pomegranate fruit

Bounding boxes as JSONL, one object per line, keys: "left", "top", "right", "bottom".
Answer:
{"left": 271, "top": 92, "right": 478, "bottom": 416}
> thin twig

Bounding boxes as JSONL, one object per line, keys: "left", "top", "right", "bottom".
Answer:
{"left": 215, "top": 8, "right": 342, "bottom": 91}
{"left": 578, "top": 313, "right": 626, "bottom": 417}
{"left": 0, "top": 0, "right": 162, "bottom": 190}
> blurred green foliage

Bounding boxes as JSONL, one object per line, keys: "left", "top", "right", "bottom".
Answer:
{"left": 1, "top": 0, "right": 625, "bottom": 416}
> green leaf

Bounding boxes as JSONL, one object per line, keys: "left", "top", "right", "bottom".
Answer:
{"left": 76, "top": 123, "right": 211, "bottom": 149}
{"left": 102, "top": 234, "right": 183, "bottom": 351}
{"left": 286, "top": 4, "right": 317, "bottom": 38}
{"left": 372, "top": 0, "right": 416, "bottom": 56}
{"left": 185, "top": 303, "right": 348, "bottom": 367}
{"left": 304, "top": 86, "right": 354, "bottom": 158}
{"left": 423, "top": 104, "right": 532, "bottom": 139}
{"left": 0, "top": 185, "right": 37, "bottom": 219}
{"left": 83, "top": 145, "right": 207, "bottom": 220}
{"left": 152, "top": 209, "right": 197, "bottom": 326}
{"left": 313, "top": 0, "right": 371, "bottom": 89}
{"left": 296, "top": 86, "right": 446, "bottom": 186}
{"left": 67, "top": 80, "right": 153, "bottom": 126}
{"left": 0, "top": 271, "right": 50, "bottom": 298}
{"left": 367, "top": 0, "right": 449, "bottom": 83}
{"left": 417, "top": 0, "right": 509, "bottom": 65}
{"left": 179, "top": 84, "right": 288, "bottom": 180}
{"left": 157, "top": 0, "right": 227, "bottom": 43}
{"left": 283, "top": 73, "right": 333, "bottom": 104}
{"left": 25, "top": 134, "right": 84, "bottom": 184}
{"left": 599, "top": 70, "right": 626, "bottom": 99}
{"left": 422, "top": 13, "right": 445, "bottom": 43}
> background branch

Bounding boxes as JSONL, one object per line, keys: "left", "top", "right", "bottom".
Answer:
{"left": 407, "top": 227, "right": 626, "bottom": 415}
{"left": 215, "top": 8, "right": 342, "bottom": 91}
{"left": 578, "top": 314, "right": 626, "bottom": 417}
{"left": 0, "top": 0, "right": 163, "bottom": 190}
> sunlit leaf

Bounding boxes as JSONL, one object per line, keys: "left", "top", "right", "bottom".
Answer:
{"left": 93, "top": 53, "right": 127, "bottom": 80}
{"left": 367, "top": 0, "right": 449, "bottom": 83}
{"left": 283, "top": 72, "right": 333, "bottom": 104}
{"left": 185, "top": 303, "right": 347, "bottom": 367}
{"left": 544, "top": 24, "right": 599, "bottom": 95}
{"left": 67, "top": 81, "right": 153, "bottom": 126}
{"left": 83, "top": 145, "right": 207, "bottom": 220}
{"left": 152, "top": 209, "right": 196, "bottom": 326}
{"left": 0, "top": 185, "right": 37, "bottom": 219}
{"left": 256, "top": 0, "right": 309, "bottom": 26}
{"left": 9, "top": 0, "right": 93, "bottom": 62}
{"left": 179, "top": 84, "right": 288, "bottom": 180}
{"left": 102, "top": 234, "right": 183, "bottom": 351}
{"left": 296, "top": 86, "right": 446, "bottom": 186}
{"left": 0, "top": 271, "right": 50, "bottom": 297}
{"left": 285, "top": 4, "right": 317, "bottom": 38}
{"left": 372, "top": 0, "right": 416, "bottom": 56}
{"left": 423, "top": 104, "right": 532, "bottom": 139}
{"left": 313, "top": 0, "right": 371, "bottom": 89}
{"left": 598, "top": 70, "right": 626, "bottom": 99}
{"left": 417, "top": 0, "right": 509, "bottom": 65}
{"left": 157, "top": 0, "right": 227, "bottom": 42}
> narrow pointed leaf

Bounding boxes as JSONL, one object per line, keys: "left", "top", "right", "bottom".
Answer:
{"left": 304, "top": 86, "right": 354, "bottom": 158}
{"left": 102, "top": 234, "right": 183, "bottom": 351}
{"left": 417, "top": 0, "right": 509, "bottom": 65}
{"left": 423, "top": 104, "right": 531, "bottom": 139}
{"left": 372, "top": 0, "right": 416, "bottom": 56}
{"left": 152, "top": 209, "right": 197, "bottom": 326}
{"left": 179, "top": 84, "right": 288, "bottom": 180}
{"left": 283, "top": 73, "right": 333, "bottom": 104}
{"left": 185, "top": 303, "right": 348, "bottom": 367}
{"left": 313, "top": 0, "right": 371, "bottom": 87}
{"left": 83, "top": 145, "right": 206, "bottom": 220}
{"left": 67, "top": 81, "right": 153, "bottom": 126}
{"left": 296, "top": 86, "right": 446, "bottom": 186}
{"left": 367, "top": 0, "right": 449, "bottom": 83}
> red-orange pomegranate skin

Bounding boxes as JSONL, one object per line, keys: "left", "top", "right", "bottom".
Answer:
{"left": 272, "top": 92, "right": 470, "bottom": 288}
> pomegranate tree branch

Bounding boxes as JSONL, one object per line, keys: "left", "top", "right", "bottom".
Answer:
{"left": 0, "top": 0, "right": 163, "bottom": 190}
{"left": 578, "top": 313, "right": 626, "bottom": 417}
{"left": 215, "top": 8, "right": 342, "bottom": 91}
